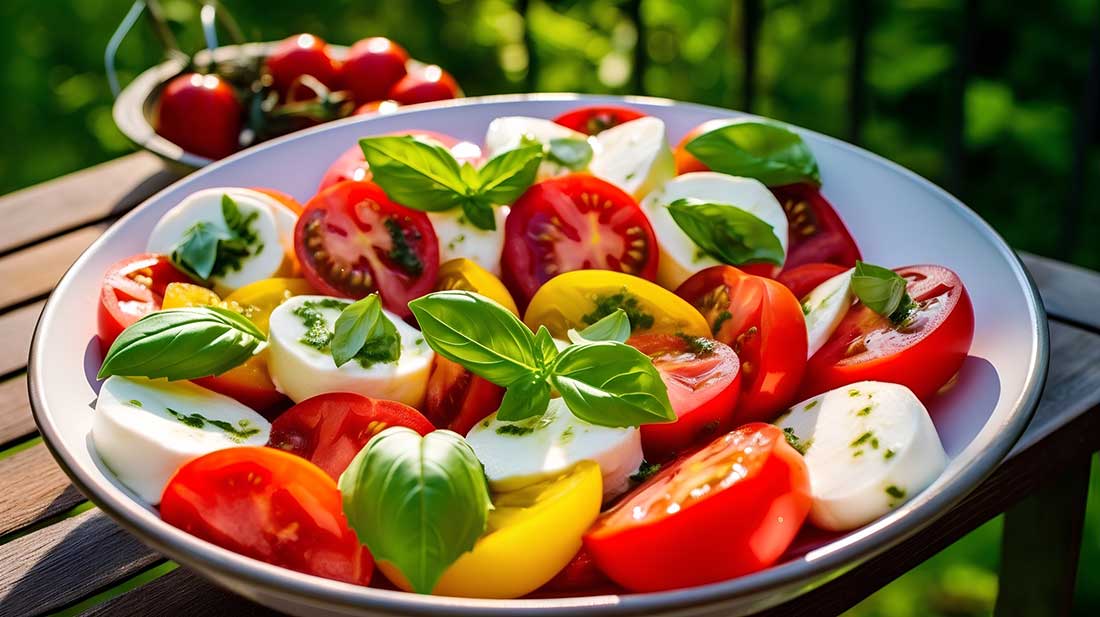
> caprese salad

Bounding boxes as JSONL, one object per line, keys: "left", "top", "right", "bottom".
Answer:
{"left": 89, "top": 105, "right": 974, "bottom": 598}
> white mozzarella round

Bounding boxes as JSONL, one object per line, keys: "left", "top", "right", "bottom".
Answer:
{"left": 91, "top": 376, "right": 270, "bottom": 505}
{"left": 589, "top": 116, "right": 675, "bottom": 200}
{"left": 776, "top": 381, "right": 947, "bottom": 531}
{"left": 267, "top": 295, "right": 434, "bottom": 406}
{"left": 428, "top": 207, "right": 507, "bottom": 276}
{"left": 802, "top": 268, "right": 855, "bottom": 358}
{"left": 225, "top": 188, "right": 299, "bottom": 268}
{"left": 641, "top": 172, "right": 789, "bottom": 289}
{"left": 466, "top": 397, "right": 643, "bottom": 502}
{"left": 147, "top": 188, "right": 288, "bottom": 293}
{"left": 483, "top": 116, "right": 590, "bottom": 180}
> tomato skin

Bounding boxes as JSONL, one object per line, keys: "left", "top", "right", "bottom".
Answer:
{"left": 584, "top": 423, "right": 811, "bottom": 592}
{"left": 388, "top": 65, "right": 460, "bottom": 105}
{"left": 97, "top": 254, "right": 191, "bottom": 352}
{"left": 676, "top": 266, "right": 807, "bottom": 424}
{"left": 341, "top": 38, "right": 409, "bottom": 104}
{"left": 538, "top": 547, "right": 616, "bottom": 595}
{"left": 160, "top": 447, "right": 372, "bottom": 584}
{"left": 317, "top": 131, "right": 461, "bottom": 193}
{"left": 629, "top": 334, "right": 741, "bottom": 461}
{"left": 802, "top": 265, "right": 974, "bottom": 400}
{"left": 264, "top": 34, "right": 340, "bottom": 98}
{"left": 777, "top": 262, "right": 849, "bottom": 299}
{"left": 423, "top": 356, "right": 505, "bottom": 436}
{"left": 193, "top": 355, "right": 288, "bottom": 413}
{"left": 502, "top": 174, "right": 660, "bottom": 308}
{"left": 771, "top": 183, "right": 861, "bottom": 271}
{"left": 294, "top": 180, "right": 439, "bottom": 318}
{"left": 553, "top": 106, "right": 647, "bottom": 135}
{"left": 154, "top": 73, "right": 241, "bottom": 160}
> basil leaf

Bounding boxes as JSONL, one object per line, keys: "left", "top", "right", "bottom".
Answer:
{"left": 221, "top": 194, "right": 258, "bottom": 242}
{"left": 495, "top": 373, "right": 552, "bottom": 422}
{"left": 460, "top": 198, "right": 497, "bottom": 232}
{"left": 476, "top": 143, "right": 544, "bottom": 204}
{"left": 550, "top": 341, "right": 675, "bottom": 427}
{"left": 339, "top": 428, "right": 491, "bottom": 594}
{"left": 851, "top": 261, "right": 915, "bottom": 323}
{"left": 97, "top": 306, "right": 266, "bottom": 381}
{"left": 546, "top": 138, "right": 593, "bottom": 171}
{"left": 408, "top": 290, "right": 540, "bottom": 386}
{"left": 667, "top": 198, "right": 785, "bottom": 266}
{"left": 331, "top": 294, "right": 400, "bottom": 368}
{"left": 569, "top": 309, "right": 631, "bottom": 344}
{"left": 685, "top": 120, "right": 821, "bottom": 186}
{"left": 532, "top": 325, "right": 560, "bottom": 367}
{"left": 171, "top": 222, "right": 226, "bottom": 280}
{"left": 359, "top": 136, "right": 467, "bottom": 211}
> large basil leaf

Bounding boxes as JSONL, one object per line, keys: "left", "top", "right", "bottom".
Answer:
{"left": 331, "top": 294, "right": 400, "bottom": 367}
{"left": 550, "top": 341, "right": 675, "bottom": 427}
{"left": 685, "top": 119, "right": 821, "bottom": 186}
{"left": 851, "top": 261, "right": 915, "bottom": 323}
{"left": 494, "top": 373, "right": 552, "bottom": 422}
{"left": 667, "top": 198, "right": 785, "bottom": 266}
{"left": 359, "top": 136, "right": 467, "bottom": 211}
{"left": 476, "top": 143, "right": 544, "bottom": 205}
{"left": 339, "top": 428, "right": 491, "bottom": 594}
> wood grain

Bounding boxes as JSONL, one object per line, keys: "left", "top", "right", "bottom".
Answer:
{"left": 0, "top": 374, "right": 33, "bottom": 446}
{"left": 80, "top": 568, "right": 277, "bottom": 617}
{"left": 1021, "top": 252, "right": 1100, "bottom": 332}
{"left": 0, "top": 301, "right": 43, "bottom": 377}
{"left": 0, "top": 444, "right": 82, "bottom": 538}
{"left": 0, "top": 224, "right": 107, "bottom": 309}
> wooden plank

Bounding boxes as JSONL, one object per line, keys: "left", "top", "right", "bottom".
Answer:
{"left": 0, "top": 225, "right": 107, "bottom": 310}
{"left": 1022, "top": 251, "right": 1100, "bottom": 333}
{"left": 0, "top": 374, "right": 34, "bottom": 446}
{"left": 80, "top": 567, "right": 276, "bottom": 617}
{"left": 0, "top": 444, "right": 82, "bottom": 538}
{"left": 0, "top": 301, "right": 43, "bottom": 377}
{"left": 0, "top": 509, "right": 159, "bottom": 616}
{"left": 0, "top": 152, "right": 179, "bottom": 255}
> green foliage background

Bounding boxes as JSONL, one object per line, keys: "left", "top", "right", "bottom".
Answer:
{"left": 1, "top": 0, "right": 1099, "bottom": 615}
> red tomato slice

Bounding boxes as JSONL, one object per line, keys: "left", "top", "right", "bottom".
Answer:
{"left": 423, "top": 356, "right": 505, "bottom": 436}
{"left": 552, "top": 106, "right": 647, "bottom": 135}
{"left": 538, "top": 546, "right": 617, "bottom": 595}
{"left": 802, "top": 264, "right": 974, "bottom": 400}
{"left": 268, "top": 392, "right": 434, "bottom": 479}
{"left": 771, "top": 183, "right": 861, "bottom": 271}
{"left": 676, "top": 266, "right": 807, "bottom": 423}
{"left": 97, "top": 253, "right": 191, "bottom": 352}
{"left": 502, "top": 174, "right": 659, "bottom": 307}
{"left": 584, "top": 423, "right": 811, "bottom": 592}
{"left": 777, "top": 262, "right": 849, "bottom": 300}
{"left": 317, "top": 131, "right": 479, "bottom": 193}
{"left": 160, "top": 447, "right": 372, "bottom": 585}
{"left": 294, "top": 180, "right": 439, "bottom": 318}
{"left": 628, "top": 334, "right": 741, "bottom": 461}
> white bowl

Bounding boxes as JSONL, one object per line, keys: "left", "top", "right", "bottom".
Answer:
{"left": 31, "top": 94, "right": 1047, "bottom": 616}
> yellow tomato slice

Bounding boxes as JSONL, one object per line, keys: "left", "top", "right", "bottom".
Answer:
{"left": 224, "top": 278, "right": 314, "bottom": 333}
{"left": 436, "top": 258, "right": 519, "bottom": 316}
{"left": 161, "top": 283, "right": 223, "bottom": 310}
{"left": 524, "top": 270, "right": 709, "bottom": 338}
{"left": 379, "top": 461, "right": 602, "bottom": 598}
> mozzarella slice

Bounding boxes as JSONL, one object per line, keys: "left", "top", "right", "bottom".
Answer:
{"left": 589, "top": 117, "right": 675, "bottom": 200}
{"left": 267, "top": 295, "right": 434, "bottom": 406}
{"left": 641, "top": 172, "right": 789, "bottom": 289}
{"left": 428, "top": 208, "right": 507, "bottom": 276}
{"left": 776, "top": 381, "right": 947, "bottom": 531}
{"left": 466, "top": 397, "right": 643, "bottom": 502}
{"left": 147, "top": 188, "right": 289, "bottom": 293}
{"left": 802, "top": 268, "right": 855, "bottom": 358}
{"left": 91, "top": 376, "right": 270, "bottom": 505}
{"left": 483, "top": 116, "right": 591, "bottom": 180}
{"left": 225, "top": 188, "right": 298, "bottom": 269}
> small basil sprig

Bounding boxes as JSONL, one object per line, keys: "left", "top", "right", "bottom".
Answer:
{"left": 567, "top": 309, "right": 631, "bottom": 344}
{"left": 667, "top": 198, "right": 785, "bottom": 266}
{"left": 360, "top": 136, "right": 544, "bottom": 231}
{"left": 685, "top": 119, "right": 821, "bottom": 187}
{"left": 851, "top": 261, "right": 916, "bottom": 324}
{"left": 339, "top": 427, "right": 491, "bottom": 594}
{"left": 172, "top": 195, "right": 260, "bottom": 280}
{"left": 408, "top": 291, "right": 674, "bottom": 427}
{"left": 331, "top": 294, "right": 400, "bottom": 367}
{"left": 97, "top": 306, "right": 266, "bottom": 381}
{"left": 546, "top": 138, "right": 593, "bottom": 171}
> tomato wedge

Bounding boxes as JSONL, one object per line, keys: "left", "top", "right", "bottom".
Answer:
{"left": 676, "top": 266, "right": 807, "bottom": 423}
{"left": 294, "top": 180, "right": 439, "bottom": 317}
{"left": 268, "top": 392, "right": 434, "bottom": 479}
{"left": 629, "top": 334, "right": 741, "bottom": 461}
{"left": 97, "top": 253, "right": 191, "bottom": 351}
{"left": 553, "top": 106, "right": 647, "bottom": 135}
{"left": 802, "top": 264, "right": 974, "bottom": 400}
{"left": 584, "top": 423, "right": 811, "bottom": 592}
{"left": 771, "top": 183, "right": 861, "bottom": 271}
{"left": 502, "top": 174, "right": 659, "bottom": 307}
{"left": 160, "top": 447, "right": 372, "bottom": 584}
{"left": 777, "top": 262, "right": 849, "bottom": 300}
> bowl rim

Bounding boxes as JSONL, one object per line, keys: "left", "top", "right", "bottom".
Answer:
{"left": 32, "top": 93, "right": 1049, "bottom": 615}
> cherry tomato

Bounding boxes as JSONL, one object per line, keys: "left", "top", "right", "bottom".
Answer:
{"left": 802, "top": 264, "right": 974, "bottom": 400}
{"left": 341, "top": 37, "right": 409, "bottom": 104}
{"left": 294, "top": 180, "right": 439, "bottom": 318}
{"left": 160, "top": 447, "right": 372, "bottom": 584}
{"left": 388, "top": 64, "right": 460, "bottom": 105}
{"left": 777, "top": 262, "right": 849, "bottom": 299}
{"left": 268, "top": 393, "right": 433, "bottom": 479}
{"left": 264, "top": 33, "right": 340, "bottom": 98}
{"left": 552, "top": 106, "right": 647, "bottom": 135}
{"left": 676, "top": 266, "right": 807, "bottom": 423}
{"left": 629, "top": 334, "right": 742, "bottom": 461}
{"left": 97, "top": 254, "right": 190, "bottom": 352}
{"left": 502, "top": 174, "right": 659, "bottom": 308}
{"left": 771, "top": 183, "right": 861, "bottom": 271}
{"left": 317, "top": 131, "right": 465, "bottom": 193}
{"left": 154, "top": 73, "right": 242, "bottom": 160}
{"left": 584, "top": 423, "right": 811, "bottom": 592}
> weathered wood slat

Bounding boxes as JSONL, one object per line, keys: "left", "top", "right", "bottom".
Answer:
{"left": 0, "top": 301, "right": 43, "bottom": 377}
{"left": 0, "top": 225, "right": 107, "bottom": 310}
{"left": 0, "top": 444, "right": 82, "bottom": 538}
{"left": 0, "top": 510, "right": 159, "bottom": 617}
{"left": 0, "top": 374, "right": 33, "bottom": 446}
{"left": 1021, "top": 252, "right": 1100, "bottom": 333}
{"left": 80, "top": 567, "right": 276, "bottom": 617}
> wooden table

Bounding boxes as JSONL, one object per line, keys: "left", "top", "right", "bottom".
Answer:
{"left": 0, "top": 153, "right": 1097, "bottom": 617}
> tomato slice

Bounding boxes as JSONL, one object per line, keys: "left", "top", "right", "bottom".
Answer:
{"left": 160, "top": 447, "right": 372, "bottom": 584}
{"left": 97, "top": 253, "right": 191, "bottom": 352}
{"left": 629, "top": 334, "right": 741, "bottom": 461}
{"left": 317, "top": 131, "right": 479, "bottom": 193}
{"left": 672, "top": 119, "right": 735, "bottom": 174}
{"left": 268, "top": 392, "right": 434, "bottom": 479}
{"left": 294, "top": 180, "right": 439, "bottom": 318}
{"left": 802, "top": 264, "right": 974, "bottom": 400}
{"left": 676, "top": 266, "right": 807, "bottom": 423}
{"left": 502, "top": 174, "right": 659, "bottom": 307}
{"left": 777, "top": 262, "right": 849, "bottom": 300}
{"left": 552, "top": 106, "right": 647, "bottom": 135}
{"left": 584, "top": 423, "right": 811, "bottom": 592}
{"left": 771, "top": 183, "right": 861, "bottom": 271}
{"left": 537, "top": 546, "right": 617, "bottom": 596}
